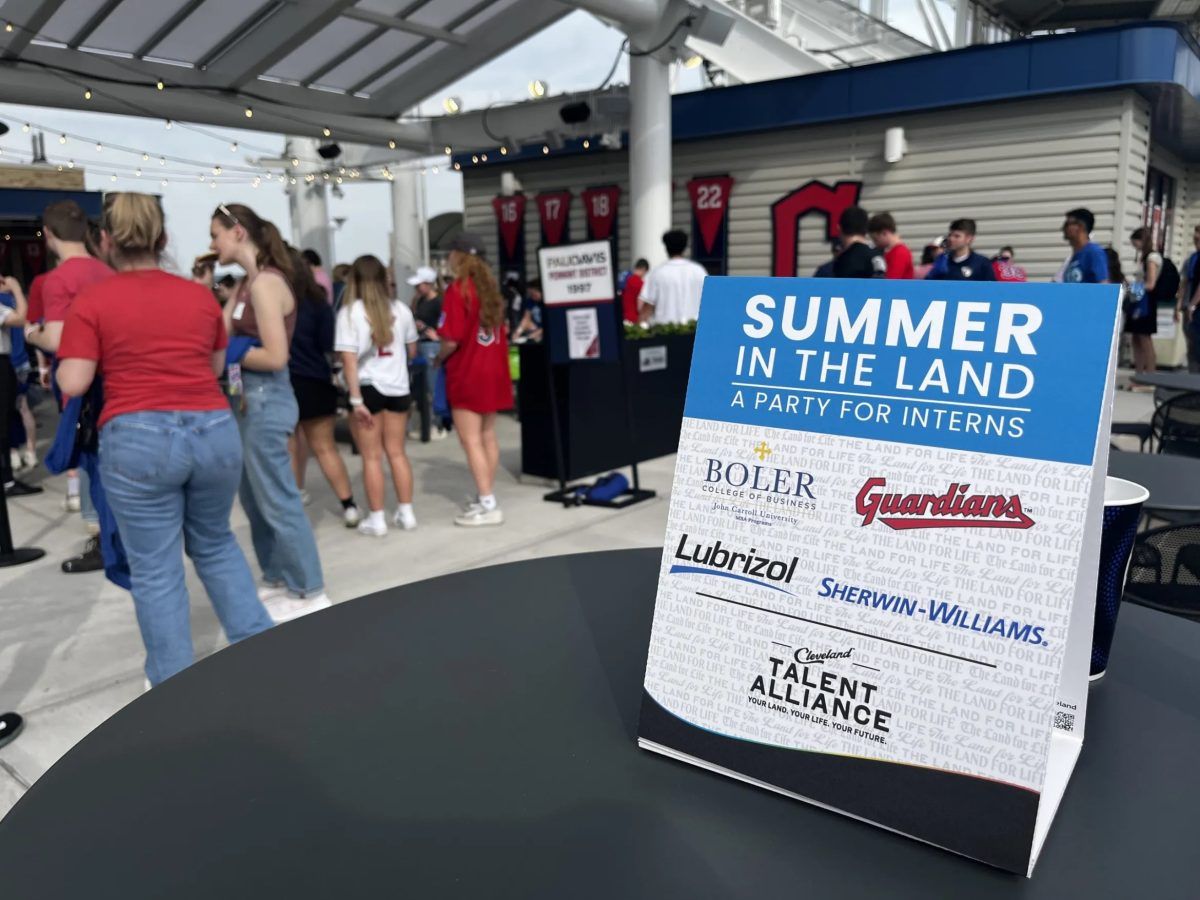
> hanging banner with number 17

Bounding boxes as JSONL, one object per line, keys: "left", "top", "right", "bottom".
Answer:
{"left": 688, "top": 175, "right": 733, "bottom": 275}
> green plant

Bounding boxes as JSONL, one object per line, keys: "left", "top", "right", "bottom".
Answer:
{"left": 623, "top": 320, "right": 697, "bottom": 340}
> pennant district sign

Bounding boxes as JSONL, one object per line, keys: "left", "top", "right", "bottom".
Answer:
{"left": 639, "top": 276, "right": 1122, "bottom": 875}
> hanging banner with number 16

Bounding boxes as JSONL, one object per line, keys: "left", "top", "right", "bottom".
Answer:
{"left": 492, "top": 193, "right": 527, "bottom": 282}
{"left": 688, "top": 175, "right": 733, "bottom": 275}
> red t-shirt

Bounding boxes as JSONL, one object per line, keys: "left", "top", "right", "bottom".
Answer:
{"left": 621, "top": 273, "right": 644, "bottom": 322}
{"left": 26, "top": 273, "right": 47, "bottom": 324}
{"left": 41, "top": 256, "right": 113, "bottom": 323}
{"left": 883, "top": 243, "right": 915, "bottom": 280}
{"left": 57, "top": 270, "right": 229, "bottom": 428}
{"left": 440, "top": 278, "right": 513, "bottom": 414}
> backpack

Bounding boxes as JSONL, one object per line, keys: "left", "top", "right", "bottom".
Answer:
{"left": 1152, "top": 257, "right": 1180, "bottom": 302}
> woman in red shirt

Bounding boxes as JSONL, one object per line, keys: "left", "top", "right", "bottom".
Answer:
{"left": 56, "top": 193, "right": 273, "bottom": 688}
{"left": 435, "top": 233, "right": 513, "bottom": 527}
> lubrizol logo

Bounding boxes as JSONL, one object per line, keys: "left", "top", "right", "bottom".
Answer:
{"left": 856, "top": 478, "right": 1034, "bottom": 530}
{"left": 671, "top": 534, "right": 799, "bottom": 592}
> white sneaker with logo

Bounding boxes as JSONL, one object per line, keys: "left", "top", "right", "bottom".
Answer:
{"left": 266, "top": 591, "right": 332, "bottom": 624}
{"left": 454, "top": 503, "right": 504, "bottom": 527}
{"left": 392, "top": 508, "right": 418, "bottom": 531}
{"left": 357, "top": 518, "right": 388, "bottom": 537}
{"left": 257, "top": 583, "right": 288, "bottom": 604}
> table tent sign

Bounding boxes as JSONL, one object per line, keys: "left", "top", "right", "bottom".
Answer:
{"left": 639, "top": 277, "right": 1121, "bottom": 875}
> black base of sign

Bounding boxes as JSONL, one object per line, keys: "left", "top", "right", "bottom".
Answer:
{"left": 543, "top": 486, "right": 657, "bottom": 509}
{"left": 0, "top": 547, "right": 46, "bottom": 568}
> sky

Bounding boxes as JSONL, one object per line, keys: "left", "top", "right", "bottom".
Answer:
{"left": 0, "top": 10, "right": 697, "bottom": 271}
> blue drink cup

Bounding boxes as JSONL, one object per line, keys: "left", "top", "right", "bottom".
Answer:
{"left": 1090, "top": 477, "right": 1149, "bottom": 681}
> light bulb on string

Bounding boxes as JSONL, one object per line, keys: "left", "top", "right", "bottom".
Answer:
{"left": 58, "top": 134, "right": 66, "bottom": 144}
{"left": 164, "top": 119, "right": 172, "bottom": 130}
{"left": 135, "top": 169, "right": 141, "bottom": 177}
{"left": 541, "top": 145, "right": 549, "bottom": 154}
{"left": 244, "top": 106, "right": 253, "bottom": 119}
{"left": 322, "top": 127, "right": 331, "bottom": 137}
{"left": 582, "top": 139, "right": 590, "bottom": 149}
{"left": 4, "top": 22, "right": 12, "bottom": 33}
{"left": 230, "top": 142, "right": 238, "bottom": 152}
{"left": 142, "top": 153, "right": 149, "bottom": 161}
{"left": 290, "top": 177, "right": 296, "bottom": 185}
{"left": 156, "top": 79, "right": 164, "bottom": 91}
{"left": 453, "top": 162, "right": 461, "bottom": 171}
{"left": 480, "top": 153, "right": 487, "bottom": 162}
{"left": 291, "top": 157, "right": 299, "bottom": 167}
{"left": 67, "top": 160, "right": 74, "bottom": 168}
{"left": 213, "top": 165, "right": 222, "bottom": 175}
{"left": 158, "top": 156, "right": 165, "bottom": 165}
{"left": 210, "top": 181, "right": 217, "bottom": 189}
{"left": 444, "top": 145, "right": 452, "bottom": 155}
{"left": 499, "top": 146, "right": 507, "bottom": 156}
{"left": 161, "top": 179, "right": 167, "bottom": 187}
{"left": 110, "top": 174, "right": 117, "bottom": 182}
{"left": 388, "top": 139, "right": 396, "bottom": 150}
{"left": 95, "top": 142, "right": 102, "bottom": 152}
{"left": 432, "top": 165, "right": 439, "bottom": 174}
{"left": 21, "top": 123, "right": 29, "bottom": 133}
{"left": 83, "top": 87, "right": 92, "bottom": 100}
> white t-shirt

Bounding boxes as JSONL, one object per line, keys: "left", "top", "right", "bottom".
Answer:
{"left": 639, "top": 257, "right": 708, "bottom": 325}
{"left": 334, "top": 299, "right": 419, "bottom": 397}
{"left": 0, "top": 306, "right": 12, "bottom": 356}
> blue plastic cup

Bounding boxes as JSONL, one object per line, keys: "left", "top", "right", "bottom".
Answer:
{"left": 1090, "top": 477, "right": 1149, "bottom": 681}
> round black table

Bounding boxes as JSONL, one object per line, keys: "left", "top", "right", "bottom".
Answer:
{"left": 1130, "top": 371, "right": 1200, "bottom": 393}
{"left": 1108, "top": 450, "right": 1200, "bottom": 513}
{"left": 0, "top": 550, "right": 1195, "bottom": 898}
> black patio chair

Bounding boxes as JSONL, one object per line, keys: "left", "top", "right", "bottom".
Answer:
{"left": 1152, "top": 393, "right": 1200, "bottom": 458}
{"left": 1111, "top": 386, "right": 1182, "bottom": 451}
{"left": 1123, "top": 521, "right": 1200, "bottom": 618}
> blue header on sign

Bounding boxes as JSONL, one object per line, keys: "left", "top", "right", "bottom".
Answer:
{"left": 684, "top": 278, "right": 1120, "bottom": 466}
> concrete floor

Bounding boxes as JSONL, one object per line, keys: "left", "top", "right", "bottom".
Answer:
{"left": 0, "top": 382, "right": 1156, "bottom": 821}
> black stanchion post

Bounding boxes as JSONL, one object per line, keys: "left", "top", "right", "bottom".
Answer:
{"left": 544, "top": 355, "right": 572, "bottom": 507}
{"left": 0, "top": 482, "right": 46, "bottom": 567}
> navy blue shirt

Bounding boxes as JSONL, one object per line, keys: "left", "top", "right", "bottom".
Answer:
{"left": 1062, "top": 242, "right": 1107, "bottom": 284}
{"left": 289, "top": 298, "right": 334, "bottom": 382}
{"left": 925, "top": 250, "right": 996, "bottom": 281}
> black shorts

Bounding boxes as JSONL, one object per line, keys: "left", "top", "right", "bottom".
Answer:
{"left": 362, "top": 385, "right": 412, "bottom": 415}
{"left": 1124, "top": 313, "right": 1158, "bottom": 336}
{"left": 292, "top": 375, "right": 338, "bottom": 421}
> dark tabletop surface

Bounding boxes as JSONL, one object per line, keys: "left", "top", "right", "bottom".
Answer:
{"left": 1130, "top": 371, "right": 1200, "bottom": 392}
{"left": 0, "top": 550, "right": 1195, "bottom": 899}
{"left": 1108, "top": 450, "right": 1200, "bottom": 511}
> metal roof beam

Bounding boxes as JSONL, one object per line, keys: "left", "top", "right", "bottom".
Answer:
{"left": 363, "top": 0, "right": 571, "bottom": 115}
{"left": 341, "top": 8, "right": 467, "bottom": 45}
{"left": 67, "top": 0, "right": 122, "bottom": 49}
{"left": 202, "top": 0, "right": 358, "bottom": 88}
{"left": 0, "top": 0, "right": 66, "bottom": 58}
{"left": 134, "top": 0, "right": 207, "bottom": 59}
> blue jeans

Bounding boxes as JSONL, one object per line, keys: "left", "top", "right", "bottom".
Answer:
{"left": 99, "top": 410, "right": 273, "bottom": 686}
{"left": 233, "top": 370, "right": 324, "bottom": 595}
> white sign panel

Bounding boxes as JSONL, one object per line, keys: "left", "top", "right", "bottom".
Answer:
{"left": 537, "top": 240, "right": 615, "bottom": 306}
{"left": 566, "top": 307, "right": 601, "bottom": 360}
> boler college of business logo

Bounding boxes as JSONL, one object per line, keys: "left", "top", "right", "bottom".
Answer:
{"left": 701, "top": 441, "right": 818, "bottom": 508}
{"left": 856, "top": 477, "right": 1035, "bottom": 530}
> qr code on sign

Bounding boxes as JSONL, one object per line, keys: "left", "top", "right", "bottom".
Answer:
{"left": 1054, "top": 712, "right": 1075, "bottom": 732}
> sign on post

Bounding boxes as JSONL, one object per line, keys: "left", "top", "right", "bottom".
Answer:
{"left": 638, "top": 277, "right": 1122, "bottom": 875}
{"left": 538, "top": 240, "right": 616, "bottom": 307}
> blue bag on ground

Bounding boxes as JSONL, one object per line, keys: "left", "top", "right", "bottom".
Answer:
{"left": 585, "top": 472, "right": 629, "bottom": 502}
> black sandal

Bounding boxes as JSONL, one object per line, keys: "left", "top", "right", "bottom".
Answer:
{"left": 0, "top": 712, "right": 24, "bottom": 750}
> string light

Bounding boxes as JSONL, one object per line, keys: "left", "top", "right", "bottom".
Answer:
{"left": 156, "top": 79, "right": 165, "bottom": 91}
{"left": 135, "top": 168, "right": 141, "bottom": 177}
{"left": 499, "top": 146, "right": 507, "bottom": 156}
{"left": 290, "top": 157, "right": 299, "bottom": 167}
{"left": 453, "top": 162, "right": 461, "bottom": 171}
{"left": 471, "top": 155, "right": 478, "bottom": 164}
{"left": 582, "top": 139, "right": 590, "bottom": 149}
{"left": 432, "top": 165, "right": 439, "bottom": 174}
{"left": 4, "top": 22, "right": 12, "bottom": 32}
{"left": 210, "top": 180, "right": 217, "bottom": 188}
{"left": 230, "top": 142, "right": 238, "bottom": 152}
{"left": 21, "top": 123, "right": 29, "bottom": 133}
{"left": 480, "top": 153, "right": 488, "bottom": 162}
{"left": 95, "top": 142, "right": 102, "bottom": 152}
{"left": 110, "top": 174, "right": 117, "bottom": 182}
{"left": 164, "top": 119, "right": 172, "bottom": 130}
{"left": 159, "top": 156, "right": 165, "bottom": 165}
{"left": 142, "top": 152, "right": 149, "bottom": 161}
{"left": 83, "top": 87, "right": 92, "bottom": 100}
{"left": 443, "top": 145, "right": 452, "bottom": 155}
{"left": 213, "top": 165, "right": 222, "bottom": 175}
{"left": 388, "top": 139, "right": 396, "bottom": 149}
{"left": 58, "top": 134, "right": 66, "bottom": 144}
{"left": 161, "top": 179, "right": 168, "bottom": 187}
{"left": 289, "top": 177, "right": 296, "bottom": 185}
{"left": 322, "top": 126, "right": 331, "bottom": 137}
{"left": 542, "top": 145, "right": 549, "bottom": 154}
{"left": 67, "top": 160, "right": 74, "bottom": 168}
{"left": 244, "top": 106, "right": 253, "bottom": 119}
{"left": 336, "top": 176, "right": 343, "bottom": 184}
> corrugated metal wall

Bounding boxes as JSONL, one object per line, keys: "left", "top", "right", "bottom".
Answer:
{"left": 463, "top": 89, "right": 1152, "bottom": 283}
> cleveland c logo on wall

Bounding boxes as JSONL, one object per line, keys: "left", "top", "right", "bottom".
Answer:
{"left": 492, "top": 194, "right": 527, "bottom": 283}
{"left": 536, "top": 190, "right": 572, "bottom": 247}
{"left": 771, "top": 180, "right": 862, "bottom": 277}
{"left": 638, "top": 277, "right": 1123, "bottom": 876}
{"left": 687, "top": 175, "right": 733, "bottom": 275}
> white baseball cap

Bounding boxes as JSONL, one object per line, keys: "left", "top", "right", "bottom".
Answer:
{"left": 406, "top": 266, "right": 438, "bottom": 286}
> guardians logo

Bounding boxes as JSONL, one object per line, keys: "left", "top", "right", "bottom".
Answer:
{"left": 856, "top": 478, "right": 1034, "bottom": 530}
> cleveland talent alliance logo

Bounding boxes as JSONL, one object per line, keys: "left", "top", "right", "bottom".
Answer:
{"left": 856, "top": 477, "right": 1034, "bottom": 530}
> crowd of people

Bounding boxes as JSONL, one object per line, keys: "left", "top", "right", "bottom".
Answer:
{"left": 0, "top": 195, "right": 514, "bottom": 687}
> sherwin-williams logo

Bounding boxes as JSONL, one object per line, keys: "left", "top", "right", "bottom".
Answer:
{"left": 856, "top": 478, "right": 1034, "bottom": 530}
{"left": 703, "top": 441, "right": 817, "bottom": 500}
{"left": 671, "top": 533, "right": 799, "bottom": 593}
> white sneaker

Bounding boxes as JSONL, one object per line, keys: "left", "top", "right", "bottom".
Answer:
{"left": 343, "top": 505, "right": 362, "bottom": 528}
{"left": 20, "top": 449, "right": 36, "bottom": 471}
{"left": 299, "top": 489, "right": 312, "bottom": 506}
{"left": 432, "top": 427, "right": 448, "bottom": 441}
{"left": 357, "top": 518, "right": 388, "bottom": 537}
{"left": 392, "top": 508, "right": 417, "bottom": 531}
{"left": 266, "top": 591, "right": 332, "bottom": 624}
{"left": 257, "top": 583, "right": 288, "bottom": 603}
{"left": 454, "top": 503, "right": 504, "bottom": 527}
{"left": 63, "top": 494, "right": 81, "bottom": 513}
{"left": 10, "top": 450, "right": 22, "bottom": 472}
